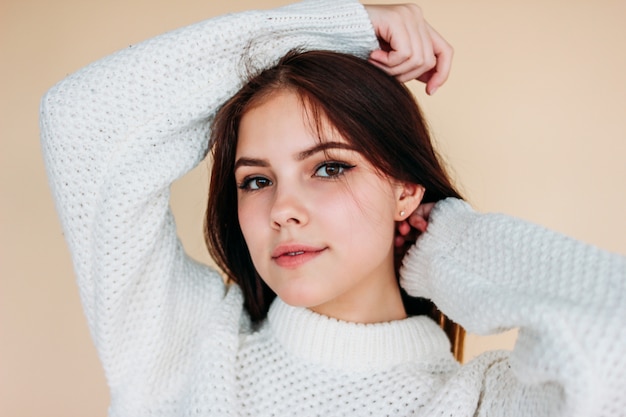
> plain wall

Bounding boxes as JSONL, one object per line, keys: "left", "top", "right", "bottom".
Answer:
{"left": 1, "top": 0, "right": 624, "bottom": 415}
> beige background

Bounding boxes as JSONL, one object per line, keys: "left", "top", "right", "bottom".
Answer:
{"left": 1, "top": 0, "right": 625, "bottom": 415}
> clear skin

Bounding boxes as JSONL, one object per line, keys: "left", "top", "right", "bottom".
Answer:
{"left": 235, "top": 91, "right": 424, "bottom": 323}
{"left": 233, "top": 2, "right": 448, "bottom": 323}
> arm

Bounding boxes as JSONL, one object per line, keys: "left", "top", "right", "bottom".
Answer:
{"left": 400, "top": 198, "right": 626, "bottom": 416}
{"left": 40, "top": 0, "right": 378, "bottom": 389}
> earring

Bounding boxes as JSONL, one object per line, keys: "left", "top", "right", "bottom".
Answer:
{"left": 400, "top": 211, "right": 406, "bottom": 217}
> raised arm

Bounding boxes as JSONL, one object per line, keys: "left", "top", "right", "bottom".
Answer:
{"left": 400, "top": 198, "right": 626, "bottom": 416}
{"left": 40, "top": 0, "right": 379, "bottom": 392}
{"left": 40, "top": 0, "right": 457, "bottom": 403}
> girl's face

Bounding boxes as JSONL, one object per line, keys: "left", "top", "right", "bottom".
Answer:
{"left": 235, "top": 91, "right": 419, "bottom": 323}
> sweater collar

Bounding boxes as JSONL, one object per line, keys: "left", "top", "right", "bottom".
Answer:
{"left": 267, "top": 298, "right": 452, "bottom": 371}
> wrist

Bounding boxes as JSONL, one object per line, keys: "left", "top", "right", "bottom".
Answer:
{"left": 399, "top": 198, "right": 476, "bottom": 299}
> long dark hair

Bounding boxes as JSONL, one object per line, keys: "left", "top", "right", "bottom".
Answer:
{"left": 206, "top": 50, "right": 465, "bottom": 360}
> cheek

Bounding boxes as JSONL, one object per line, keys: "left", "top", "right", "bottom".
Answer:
{"left": 237, "top": 196, "right": 267, "bottom": 253}
{"left": 324, "top": 182, "right": 397, "bottom": 243}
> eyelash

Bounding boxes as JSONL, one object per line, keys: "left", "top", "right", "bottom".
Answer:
{"left": 313, "top": 161, "right": 355, "bottom": 178}
{"left": 238, "top": 176, "right": 272, "bottom": 191}
{"left": 237, "top": 161, "right": 356, "bottom": 192}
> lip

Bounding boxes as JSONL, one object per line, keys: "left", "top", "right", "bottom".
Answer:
{"left": 271, "top": 243, "right": 327, "bottom": 269}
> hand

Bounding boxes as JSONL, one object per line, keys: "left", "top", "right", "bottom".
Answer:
{"left": 395, "top": 202, "right": 435, "bottom": 249}
{"left": 364, "top": 4, "right": 453, "bottom": 94}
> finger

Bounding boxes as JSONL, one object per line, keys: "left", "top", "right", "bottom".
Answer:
{"left": 421, "top": 25, "right": 453, "bottom": 94}
{"left": 365, "top": 4, "right": 413, "bottom": 68}
{"left": 395, "top": 66, "right": 433, "bottom": 84}
{"left": 413, "top": 15, "right": 435, "bottom": 74}
{"left": 408, "top": 214, "right": 428, "bottom": 232}
{"left": 370, "top": 27, "right": 437, "bottom": 83}
{"left": 368, "top": 58, "right": 423, "bottom": 83}
{"left": 397, "top": 220, "right": 411, "bottom": 236}
{"left": 370, "top": 52, "right": 434, "bottom": 83}
{"left": 391, "top": 19, "right": 430, "bottom": 75}
{"left": 369, "top": 23, "right": 413, "bottom": 69}
{"left": 411, "top": 202, "right": 436, "bottom": 226}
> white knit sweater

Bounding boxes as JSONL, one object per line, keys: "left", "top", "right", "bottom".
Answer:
{"left": 40, "top": 1, "right": 626, "bottom": 416}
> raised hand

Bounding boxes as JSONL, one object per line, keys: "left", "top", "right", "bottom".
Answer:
{"left": 365, "top": 3, "right": 452, "bottom": 94}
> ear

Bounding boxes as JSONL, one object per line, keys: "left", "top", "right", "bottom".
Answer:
{"left": 393, "top": 182, "right": 425, "bottom": 221}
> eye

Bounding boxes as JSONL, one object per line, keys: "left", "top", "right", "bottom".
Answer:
{"left": 238, "top": 176, "right": 272, "bottom": 191}
{"left": 314, "top": 161, "right": 355, "bottom": 178}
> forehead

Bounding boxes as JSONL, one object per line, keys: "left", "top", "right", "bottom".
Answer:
{"left": 236, "top": 90, "right": 346, "bottom": 156}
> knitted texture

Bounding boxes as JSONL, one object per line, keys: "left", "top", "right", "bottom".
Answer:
{"left": 40, "top": 1, "right": 626, "bottom": 416}
{"left": 401, "top": 198, "right": 626, "bottom": 416}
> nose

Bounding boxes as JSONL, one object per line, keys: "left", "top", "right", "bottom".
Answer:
{"left": 270, "top": 181, "right": 309, "bottom": 230}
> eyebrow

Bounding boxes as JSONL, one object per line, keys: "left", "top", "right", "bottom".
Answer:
{"left": 234, "top": 141, "right": 355, "bottom": 171}
{"left": 296, "top": 141, "right": 355, "bottom": 160}
{"left": 234, "top": 157, "right": 269, "bottom": 171}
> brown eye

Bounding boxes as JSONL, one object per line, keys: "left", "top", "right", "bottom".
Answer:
{"left": 314, "top": 162, "right": 354, "bottom": 178}
{"left": 239, "top": 176, "right": 272, "bottom": 191}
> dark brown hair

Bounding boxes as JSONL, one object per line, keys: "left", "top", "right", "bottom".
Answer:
{"left": 205, "top": 50, "right": 464, "bottom": 360}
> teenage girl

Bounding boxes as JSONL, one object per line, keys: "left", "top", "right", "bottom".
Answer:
{"left": 40, "top": 1, "right": 625, "bottom": 416}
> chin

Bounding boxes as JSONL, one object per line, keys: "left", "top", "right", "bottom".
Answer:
{"left": 275, "top": 286, "right": 328, "bottom": 309}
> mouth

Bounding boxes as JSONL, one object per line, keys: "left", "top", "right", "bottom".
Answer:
{"left": 271, "top": 244, "right": 327, "bottom": 268}
{"left": 283, "top": 251, "right": 305, "bottom": 256}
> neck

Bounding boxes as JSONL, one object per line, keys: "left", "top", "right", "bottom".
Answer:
{"left": 310, "top": 273, "right": 406, "bottom": 324}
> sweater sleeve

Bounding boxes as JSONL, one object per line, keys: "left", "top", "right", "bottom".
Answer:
{"left": 40, "top": 0, "right": 378, "bottom": 392}
{"left": 400, "top": 198, "right": 626, "bottom": 417}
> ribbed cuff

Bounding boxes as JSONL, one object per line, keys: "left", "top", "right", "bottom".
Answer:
{"left": 400, "top": 198, "right": 478, "bottom": 299}
{"left": 254, "top": 0, "right": 380, "bottom": 59}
